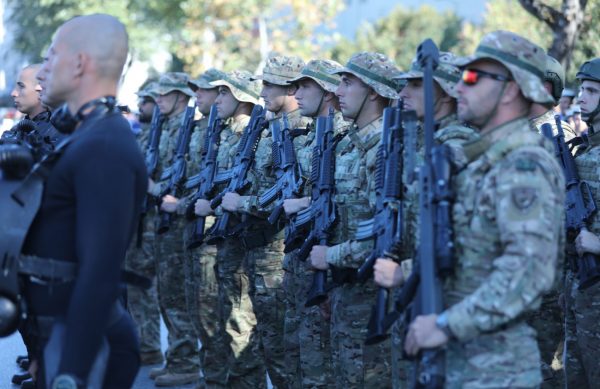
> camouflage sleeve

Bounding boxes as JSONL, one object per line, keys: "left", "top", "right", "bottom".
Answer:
{"left": 326, "top": 239, "right": 374, "bottom": 268}
{"left": 445, "top": 149, "right": 565, "bottom": 342}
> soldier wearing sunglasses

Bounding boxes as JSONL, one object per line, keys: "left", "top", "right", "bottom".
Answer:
{"left": 402, "top": 31, "right": 565, "bottom": 388}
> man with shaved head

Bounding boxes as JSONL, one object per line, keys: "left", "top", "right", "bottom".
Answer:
{"left": 20, "top": 14, "right": 146, "bottom": 388}
{"left": 5, "top": 64, "right": 63, "bottom": 160}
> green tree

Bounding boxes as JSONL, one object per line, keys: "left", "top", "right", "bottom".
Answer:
{"left": 328, "top": 5, "right": 463, "bottom": 71}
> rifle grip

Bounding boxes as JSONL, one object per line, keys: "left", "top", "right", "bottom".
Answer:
{"left": 268, "top": 204, "right": 284, "bottom": 225}
{"left": 210, "top": 192, "right": 224, "bottom": 209}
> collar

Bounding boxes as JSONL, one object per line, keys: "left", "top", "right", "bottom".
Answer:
{"left": 462, "top": 117, "right": 528, "bottom": 162}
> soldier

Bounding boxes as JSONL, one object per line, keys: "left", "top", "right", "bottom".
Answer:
{"left": 124, "top": 82, "right": 163, "bottom": 368}
{"left": 525, "top": 53, "right": 572, "bottom": 388}
{"left": 373, "top": 51, "right": 479, "bottom": 388}
{"left": 559, "top": 88, "right": 577, "bottom": 121}
{"left": 563, "top": 57, "right": 600, "bottom": 388}
{"left": 309, "top": 52, "right": 400, "bottom": 388}
{"left": 214, "top": 55, "right": 309, "bottom": 388}
{"left": 159, "top": 68, "right": 225, "bottom": 388}
{"left": 137, "top": 82, "right": 158, "bottom": 129}
{"left": 6, "top": 63, "right": 63, "bottom": 160}
{"left": 283, "top": 59, "right": 349, "bottom": 388}
{"left": 402, "top": 31, "right": 565, "bottom": 388}
{"left": 147, "top": 72, "right": 201, "bottom": 386}
{"left": 192, "top": 69, "right": 264, "bottom": 389}
{"left": 529, "top": 54, "right": 576, "bottom": 141}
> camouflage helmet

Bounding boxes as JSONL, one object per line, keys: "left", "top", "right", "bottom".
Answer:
{"left": 250, "top": 55, "right": 305, "bottom": 86}
{"left": 188, "top": 68, "right": 223, "bottom": 91}
{"left": 332, "top": 52, "right": 401, "bottom": 99}
{"left": 455, "top": 30, "right": 554, "bottom": 105}
{"left": 154, "top": 72, "right": 195, "bottom": 97}
{"left": 210, "top": 70, "right": 261, "bottom": 105}
{"left": 287, "top": 59, "right": 343, "bottom": 93}
{"left": 576, "top": 58, "right": 600, "bottom": 83}
{"left": 544, "top": 55, "right": 565, "bottom": 103}
{"left": 394, "top": 52, "right": 461, "bottom": 98}
{"left": 136, "top": 81, "right": 159, "bottom": 101}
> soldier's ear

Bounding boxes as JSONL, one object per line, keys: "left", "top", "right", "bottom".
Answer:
{"left": 286, "top": 84, "right": 298, "bottom": 96}
{"left": 323, "top": 91, "right": 336, "bottom": 103}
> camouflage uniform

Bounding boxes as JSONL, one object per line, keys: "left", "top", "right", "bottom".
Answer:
{"left": 283, "top": 59, "right": 348, "bottom": 389}
{"left": 149, "top": 73, "right": 201, "bottom": 378}
{"left": 321, "top": 53, "right": 401, "bottom": 388}
{"left": 440, "top": 31, "right": 565, "bottom": 388}
{"left": 208, "top": 71, "right": 266, "bottom": 388}
{"left": 388, "top": 53, "right": 479, "bottom": 389}
{"left": 179, "top": 69, "right": 232, "bottom": 386}
{"left": 125, "top": 82, "right": 162, "bottom": 364}
{"left": 563, "top": 57, "right": 600, "bottom": 389}
{"left": 238, "top": 56, "right": 312, "bottom": 389}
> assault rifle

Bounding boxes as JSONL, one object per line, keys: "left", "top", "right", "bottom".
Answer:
{"left": 258, "top": 113, "right": 305, "bottom": 225}
{"left": 205, "top": 105, "right": 266, "bottom": 244}
{"left": 288, "top": 109, "right": 342, "bottom": 307}
{"left": 353, "top": 103, "right": 417, "bottom": 345}
{"left": 184, "top": 105, "right": 224, "bottom": 249}
{"left": 541, "top": 117, "right": 600, "bottom": 289}
{"left": 407, "top": 38, "right": 450, "bottom": 389}
{"left": 156, "top": 104, "right": 196, "bottom": 234}
{"left": 137, "top": 106, "right": 164, "bottom": 246}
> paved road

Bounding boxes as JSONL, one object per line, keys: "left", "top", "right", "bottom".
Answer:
{"left": 0, "top": 320, "right": 195, "bottom": 389}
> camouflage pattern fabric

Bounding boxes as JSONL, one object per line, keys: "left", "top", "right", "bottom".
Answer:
{"left": 213, "top": 114, "right": 266, "bottom": 388}
{"left": 154, "top": 110, "right": 201, "bottom": 375}
{"left": 181, "top": 116, "right": 230, "bottom": 384}
{"left": 332, "top": 52, "right": 401, "bottom": 100}
{"left": 530, "top": 109, "right": 577, "bottom": 144}
{"left": 251, "top": 55, "right": 305, "bottom": 86}
{"left": 324, "top": 117, "right": 392, "bottom": 388}
{"left": 155, "top": 72, "right": 195, "bottom": 97}
{"left": 237, "top": 109, "right": 311, "bottom": 389}
{"left": 455, "top": 30, "right": 554, "bottom": 105}
{"left": 125, "top": 123, "right": 161, "bottom": 357}
{"left": 282, "top": 111, "right": 349, "bottom": 389}
{"left": 444, "top": 118, "right": 565, "bottom": 388}
{"left": 396, "top": 52, "right": 461, "bottom": 98}
{"left": 562, "top": 131, "right": 600, "bottom": 388}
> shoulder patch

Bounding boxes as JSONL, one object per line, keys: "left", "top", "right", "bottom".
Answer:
{"left": 514, "top": 158, "right": 537, "bottom": 171}
{"left": 511, "top": 187, "right": 538, "bottom": 210}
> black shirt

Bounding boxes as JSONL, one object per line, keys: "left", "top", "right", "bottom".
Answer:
{"left": 22, "top": 109, "right": 147, "bottom": 378}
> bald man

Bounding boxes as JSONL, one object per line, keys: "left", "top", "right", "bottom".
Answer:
{"left": 21, "top": 14, "right": 146, "bottom": 388}
{"left": 6, "top": 64, "right": 64, "bottom": 160}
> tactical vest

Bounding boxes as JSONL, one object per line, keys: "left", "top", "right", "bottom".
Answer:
{"left": 574, "top": 133, "right": 600, "bottom": 235}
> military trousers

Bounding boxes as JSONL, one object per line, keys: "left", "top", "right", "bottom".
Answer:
{"left": 245, "top": 237, "right": 287, "bottom": 389}
{"left": 216, "top": 237, "right": 265, "bottom": 389}
{"left": 185, "top": 240, "right": 229, "bottom": 385}
{"left": 155, "top": 216, "right": 200, "bottom": 374}
{"left": 330, "top": 281, "right": 392, "bottom": 389}
{"left": 283, "top": 254, "right": 332, "bottom": 389}
{"left": 564, "top": 270, "right": 600, "bottom": 388}
{"left": 125, "top": 230, "right": 161, "bottom": 355}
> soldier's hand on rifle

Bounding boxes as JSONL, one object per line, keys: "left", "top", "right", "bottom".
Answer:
{"left": 404, "top": 314, "right": 449, "bottom": 356}
{"left": 194, "top": 199, "right": 214, "bottom": 217}
{"left": 160, "top": 194, "right": 179, "bottom": 213}
{"left": 221, "top": 192, "right": 242, "bottom": 212}
{"left": 283, "top": 197, "right": 310, "bottom": 216}
{"left": 310, "top": 245, "right": 330, "bottom": 270}
{"left": 575, "top": 228, "right": 600, "bottom": 256}
{"left": 373, "top": 258, "right": 404, "bottom": 288}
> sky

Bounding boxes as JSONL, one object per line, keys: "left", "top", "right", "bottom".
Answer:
{"left": 336, "top": 0, "right": 488, "bottom": 38}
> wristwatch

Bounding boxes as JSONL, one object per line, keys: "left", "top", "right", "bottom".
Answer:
{"left": 52, "top": 374, "right": 84, "bottom": 389}
{"left": 435, "top": 311, "right": 454, "bottom": 339}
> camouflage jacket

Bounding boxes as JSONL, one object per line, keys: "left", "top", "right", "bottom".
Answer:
{"left": 530, "top": 109, "right": 577, "bottom": 144}
{"left": 325, "top": 116, "right": 382, "bottom": 268}
{"left": 442, "top": 117, "right": 565, "bottom": 386}
{"left": 398, "top": 114, "right": 478, "bottom": 261}
{"left": 238, "top": 108, "right": 311, "bottom": 218}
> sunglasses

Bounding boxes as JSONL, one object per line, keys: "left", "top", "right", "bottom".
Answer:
{"left": 461, "top": 68, "right": 511, "bottom": 85}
